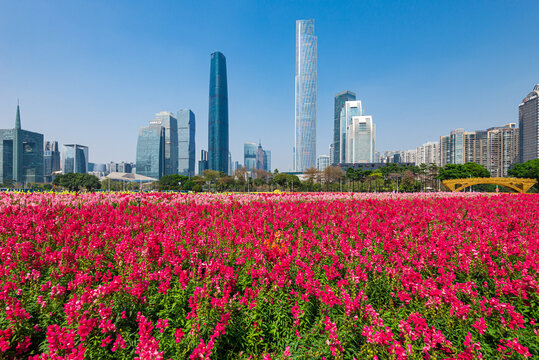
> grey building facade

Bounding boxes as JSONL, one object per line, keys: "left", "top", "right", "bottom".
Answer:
{"left": 44, "top": 140, "right": 60, "bottom": 182}
{"left": 333, "top": 91, "right": 356, "bottom": 164}
{"left": 61, "top": 144, "right": 89, "bottom": 174}
{"left": 0, "top": 105, "right": 44, "bottom": 184}
{"left": 177, "top": 109, "right": 196, "bottom": 176}
{"left": 519, "top": 84, "right": 539, "bottom": 163}
{"left": 152, "top": 112, "right": 178, "bottom": 176}
{"left": 208, "top": 52, "right": 229, "bottom": 174}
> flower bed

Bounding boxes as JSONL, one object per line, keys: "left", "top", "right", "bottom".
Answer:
{"left": 0, "top": 192, "right": 537, "bottom": 359}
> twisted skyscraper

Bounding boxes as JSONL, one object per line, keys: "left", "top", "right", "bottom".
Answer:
{"left": 208, "top": 52, "right": 229, "bottom": 174}
{"left": 294, "top": 19, "right": 317, "bottom": 172}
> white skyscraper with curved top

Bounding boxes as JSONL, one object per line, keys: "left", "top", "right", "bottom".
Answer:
{"left": 294, "top": 19, "right": 317, "bottom": 171}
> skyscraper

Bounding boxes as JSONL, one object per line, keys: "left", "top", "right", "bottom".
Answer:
{"left": 244, "top": 142, "right": 257, "bottom": 171}
{"left": 152, "top": 112, "right": 178, "bottom": 176}
{"left": 198, "top": 150, "right": 208, "bottom": 175}
{"left": 519, "top": 84, "right": 539, "bottom": 163}
{"left": 44, "top": 140, "right": 60, "bottom": 182}
{"left": 136, "top": 123, "right": 164, "bottom": 179}
{"left": 294, "top": 19, "right": 317, "bottom": 171}
{"left": 208, "top": 52, "right": 229, "bottom": 174}
{"left": 61, "top": 144, "right": 89, "bottom": 174}
{"left": 256, "top": 142, "right": 267, "bottom": 171}
{"left": 345, "top": 115, "right": 376, "bottom": 163}
{"left": 177, "top": 109, "right": 196, "bottom": 176}
{"left": 339, "top": 101, "right": 363, "bottom": 163}
{"left": 317, "top": 155, "right": 330, "bottom": 171}
{"left": 0, "top": 104, "right": 44, "bottom": 184}
{"left": 333, "top": 91, "right": 356, "bottom": 164}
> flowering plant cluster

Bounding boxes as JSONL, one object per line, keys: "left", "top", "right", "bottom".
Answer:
{"left": 0, "top": 192, "right": 537, "bottom": 359}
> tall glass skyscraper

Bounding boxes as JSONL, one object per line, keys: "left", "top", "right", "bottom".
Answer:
{"left": 208, "top": 51, "right": 229, "bottom": 174}
{"left": 152, "top": 112, "right": 178, "bottom": 176}
{"left": 339, "top": 101, "right": 363, "bottom": 163}
{"left": 519, "top": 84, "right": 539, "bottom": 163}
{"left": 177, "top": 109, "right": 196, "bottom": 176}
{"left": 333, "top": 91, "right": 356, "bottom": 164}
{"left": 294, "top": 19, "right": 317, "bottom": 171}
{"left": 136, "top": 123, "right": 164, "bottom": 179}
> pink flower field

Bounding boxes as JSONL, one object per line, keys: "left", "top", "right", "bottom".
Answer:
{"left": 0, "top": 192, "right": 538, "bottom": 359}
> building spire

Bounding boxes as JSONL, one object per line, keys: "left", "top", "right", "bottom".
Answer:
{"left": 15, "top": 100, "right": 21, "bottom": 129}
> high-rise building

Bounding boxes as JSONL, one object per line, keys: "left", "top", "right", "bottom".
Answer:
{"left": 61, "top": 144, "right": 89, "bottom": 174}
{"left": 416, "top": 142, "right": 439, "bottom": 165}
{"left": 177, "top": 109, "right": 196, "bottom": 176}
{"left": 152, "top": 112, "right": 178, "bottom": 176}
{"left": 136, "top": 123, "right": 164, "bottom": 179}
{"left": 439, "top": 128, "right": 473, "bottom": 166}
{"left": 317, "top": 155, "right": 330, "bottom": 171}
{"left": 0, "top": 104, "right": 44, "bottom": 184}
{"left": 294, "top": 19, "right": 317, "bottom": 171}
{"left": 43, "top": 140, "right": 60, "bottom": 182}
{"left": 244, "top": 142, "right": 257, "bottom": 171}
{"left": 256, "top": 142, "right": 267, "bottom": 171}
{"left": 265, "top": 150, "right": 272, "bottom": 172}
{"left": 439, "top": 124, "right": 519, "bottom": 176}
{"left": 333, "top": 91, "right": 356, "bottom": 164}
{"left": 487, "top": 124, "right": 519, "bottom": 177}
{"left": 519, "top": 84, "right": 539, "bottom": 163}
{"left": 339, "top": 101, "right": 363, "bottom": 163}
{"left": 198, "top": 150, "right": 208, "bottom": 175}
{"left": 208, "top": 52, "right": 229, "bottom": 174}
{"left": 345, "top": 115, "right": 376, "bottom": 163}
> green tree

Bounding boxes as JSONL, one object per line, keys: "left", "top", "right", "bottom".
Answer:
{"left": 53, "top": 173, "right": 101, "bottom": 191}
{"left": 508, "top": 159, "right": 539, "bottom": 191}
{"left": 158, "top": 174, "right": 189, "bottom": 190}
{"left": 437, "top": 163, "right": 490, "bottom": 180}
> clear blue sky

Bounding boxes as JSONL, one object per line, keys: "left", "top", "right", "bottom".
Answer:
{"left": 1, "top": 0, "right": 538, "bottom": 171}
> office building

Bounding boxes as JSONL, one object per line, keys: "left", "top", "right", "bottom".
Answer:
{"left": 177, "top": 109, "right": 196, "bottom": 176}
{"left": 265, "top": 151, "right": 271, "bottom": 172}
{"left": 136, "top": 122, "right": 164, "bottom": 179}
{"left": 256, "top": 142, "right": 267, "bottom": 171}
{"left": 244, "top": 142, "right": 257, "bottom": 171}
{"left": 317, "top": 155, "right": 330, "bottom": 171}
{"left": 339, "top": 101, "right": 363, "bottom": 163}
{"left": 152, "top": 112, "right": 178, "bottom": 176}
{"left": 0, "top": 104, "right": 44, "bottom": 184}
{"left": 208, "top": 52, "right": 229, "bottom": 174}
{"left": 294, "top": 19, "right": 317, "bottom": 171}
{"left": 43, "top": 140, "right": 60, "bottom": 182}
{"left": 345, "top": 115, "right": 376, "bottom": 163}
{"left": 109, "top": 161, "right": 134, "bottom": 174}
{"left": 519, "top": 84, "right": 539, "bottom": 163}
{"left": 440, "top": 128, "right": 473, "bottom": 166}
{"left": 61, "top": 144, "right": 89, "bottom": 174}
{"left": 333, "top": 91, "right": 356, "bottom": 164}
{"left": 487, "top": 124, "right": 519, "bottom": 177}
{"left": 198, "top": 150, "right": 208, "bottom": 175}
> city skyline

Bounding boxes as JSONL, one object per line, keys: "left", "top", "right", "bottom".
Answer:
{"left": 1, "top": 1, "right": 539, "bottom": 171}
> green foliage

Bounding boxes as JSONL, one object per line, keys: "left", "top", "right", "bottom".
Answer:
{"left": 437, "top": 163, "right": 490, "bottom": 180}
{"left": 158, "top": 174, "right": 190, "bottom": 191}
{"left": 53, "top": 173, "right": 101, "bottom": 191}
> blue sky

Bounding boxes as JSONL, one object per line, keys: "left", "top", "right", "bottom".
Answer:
{"left": 1, "top": 0, "right": 538, "bottom": 171}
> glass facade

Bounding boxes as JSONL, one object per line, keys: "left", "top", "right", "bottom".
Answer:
{"left": 294, "top": 19, "right": 317, "bottom": 171}
{"left": 0, "top": 105, "right": 44, "bottom": 184}
{"left": 152, "top": 112, "right": 178, "bottom": 176}
{"left": 317, "top": 155, "right": 330, "bottom": 171}
{"left": 61, "top": 144, "right": 89, "bottom": 174}
{"left": 333, "top": 91, "right": 356, "bottom": 164}
{"left": 177, "top": 109, "right": 196, "bottom": 176}
{"left": 44, "top": 140, "right": 60, "bottom": 182}
{"left": 519, "top": 84, "right": 539, "bottom": 163}
{"left": 208, "top": 52, "right": 229, "bottom": 174}
{"left": 340, "top": 101, "right": 363, "bottom": 163}
{"left": 136, "top": 125, "right": 164, "bottom": 179}
{"left": 244, "top": 142, "right": 257, "bottom": 171}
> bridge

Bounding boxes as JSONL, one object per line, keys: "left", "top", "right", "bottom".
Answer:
{"left": 442, "top": 177, "right": 537, "bottom": 193}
